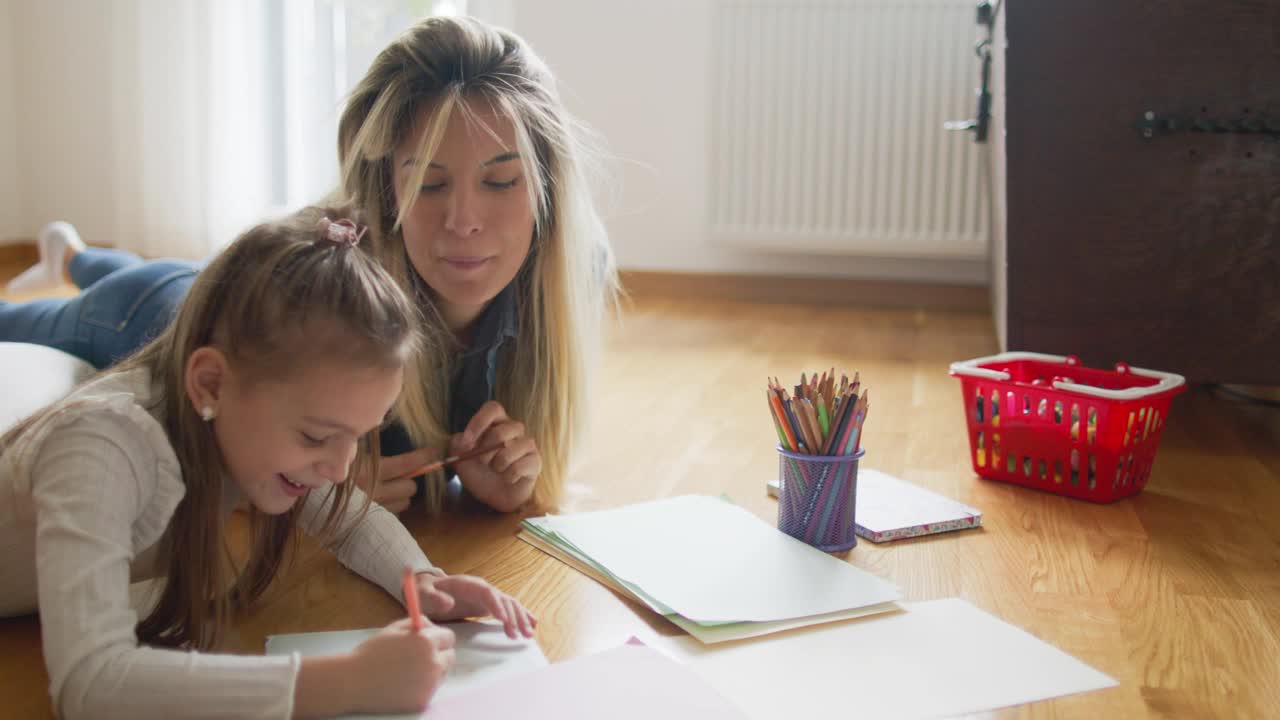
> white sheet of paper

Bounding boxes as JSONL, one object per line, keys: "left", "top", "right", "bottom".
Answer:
{"left": 517, "top": 526, "right": 901, "bottom": 643}
{"left": 541, "top": 495, "right": 902, "bottom": 623}
{"left": 522, "top": 516, "right": 677, "bottom": 616}
{"left": 266, "top": 620, "right": 547, "bottom": 719}
{"left": 855, "top": 469, "right": 983, "bottom": 540}
{"left": 647, "top": 598, "right": 1118, "bottom": 720}
{"left": 424, "top": 644, "right": 750, "bottom": 720}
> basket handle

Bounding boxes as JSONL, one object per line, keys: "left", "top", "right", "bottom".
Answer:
{"left": 949, "top": 352, "right": 1185, "bottom": 400}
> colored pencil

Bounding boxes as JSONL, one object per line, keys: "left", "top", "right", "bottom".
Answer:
{"left": 393, "top": 440, "right": 511, "bottom": 482}
{"left": 765, "top": 370, "right": 870, "bottom": 457}
{"left": 403, "top": 566, "right": 424, "bottom": 633}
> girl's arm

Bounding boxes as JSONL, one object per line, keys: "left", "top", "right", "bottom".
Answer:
{"left": 29, "top": 416, "right": 455, "bottom": 719}
{"left": 294, "top": 621, "right": 455, "bottom": 719}
{"left": 30, "top": 417, "right": 298, "bottom": 719}
{"left": 298, "top": 483, "right": 437, "bottom": 603}
{"left": 293, "top": 655, "right": 355, "bottom": 718}
{"left": 298, "top": 485, "right": 535, "bottom": 639}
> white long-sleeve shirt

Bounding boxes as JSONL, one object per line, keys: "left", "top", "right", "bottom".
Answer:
{"left": 0, "top": 368, "right": 435, "bottom": 719}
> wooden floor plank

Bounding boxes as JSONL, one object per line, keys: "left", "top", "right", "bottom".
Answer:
{"left": 2, "top": 269, "right": 1278, "bottom": 718}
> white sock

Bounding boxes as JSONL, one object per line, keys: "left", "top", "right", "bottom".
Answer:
{"left": 5, "top": 221, "right": 86, "bottom": 293}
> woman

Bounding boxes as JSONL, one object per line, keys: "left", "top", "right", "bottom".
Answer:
{"left": 1, "top": 15, "right": 618, "bottom": 516}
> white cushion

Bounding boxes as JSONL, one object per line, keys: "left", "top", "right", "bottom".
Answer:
{"left": 0, "top": 342, "right": 96, "bottom": 434}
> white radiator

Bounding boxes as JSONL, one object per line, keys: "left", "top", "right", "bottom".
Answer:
{"left": 711, "top": 0, "right": 988, "bottom": 259}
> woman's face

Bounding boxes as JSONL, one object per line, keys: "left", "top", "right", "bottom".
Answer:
{"left": 393, "top": 104, "right": 536, "bottom": 332}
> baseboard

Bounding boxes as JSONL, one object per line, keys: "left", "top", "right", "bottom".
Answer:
{"left": 0, "top": 241, "right": 36, "bottom": 266}
{"left": 1220, "top": 384, "right": 1280, "bottom": 403}
{"left": 2, "top": 252, "right": 995, "bottom": 313}
{"left": 618, "top": 270, "right": 990, "bottom": 312}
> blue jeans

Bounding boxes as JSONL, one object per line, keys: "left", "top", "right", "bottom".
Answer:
{"left": 0, "top": 248, "right": 199, "bottom": 369}
{"left": 1, "top": 247, "right": 419, "bottom": 463}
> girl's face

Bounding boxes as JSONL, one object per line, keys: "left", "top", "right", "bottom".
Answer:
{"left": 210, "top": 359, "right": 403, "bottom": 515}
{"left": 392, "top": 104, "right": 536, "bottom": 332}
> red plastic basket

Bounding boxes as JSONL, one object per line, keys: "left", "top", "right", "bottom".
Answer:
{"left": 949, "top": 352, "right": 1185, "bottom": 503}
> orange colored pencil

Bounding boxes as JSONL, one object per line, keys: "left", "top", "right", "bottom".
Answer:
{"left": 393, "top": 441, "right": 510, "bottom": 482}
{"left": 780, "top": 390, "right": 812, "bottom": 454}
{"left": 769, "top": 389, "right": 800, "bottom": 452}
{"left": 403, "top": 566, "right": 424, "bottom": 633}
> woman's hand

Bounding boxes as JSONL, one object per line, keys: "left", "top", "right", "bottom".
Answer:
{"left": 414, "top": 570, "right": 537, "bottom": 640}
{"left": 353, "top": 448, "right": 439, "bottom": 514}
{"left": 452, "top": 401, "right": 541, "bottom": 512}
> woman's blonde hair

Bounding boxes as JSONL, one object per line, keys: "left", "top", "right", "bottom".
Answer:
{"left": 337, "top": 16, "right": 616, "bottom": 512}
{"left": 3, "top": 205, "right": 420, "bottom": 649}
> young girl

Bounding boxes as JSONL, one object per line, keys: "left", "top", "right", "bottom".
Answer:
{"left": 0, "top": 206, "right": 535, "bottom": 719}
{"left": 1, "top": 15, "right": 618, "bottom": 517}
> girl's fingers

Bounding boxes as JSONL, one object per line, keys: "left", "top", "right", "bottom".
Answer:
{"left": 442, "top": 577, "right": 533, "bottom": 639}
{"left": 433, "top": 648, "right": 457, "bottom": 678}
{"left": 423, "top": 625, "right": 456, "bottom": 651}
{"left": 499, "top": 596, "right": 521, "bottom": 639}
{"left": 519, "top": 604, "right": 536, "bottom": 638}
{"left": 481, "top": 586, "right": 508, "bottom": 620}
{"left": 494, "top": 591, "right": 524, "bottom": 635}
{"left": 388, "top": 616, "right": 419, "bottom": 631}
{"left": 508, "top": 596, "right": 535, "bottom": 639}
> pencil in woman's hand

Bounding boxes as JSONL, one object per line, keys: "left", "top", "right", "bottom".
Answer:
{"left": 393, "top": 440, "right": 509, "bottom": 482}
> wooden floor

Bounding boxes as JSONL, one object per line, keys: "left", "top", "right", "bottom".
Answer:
{"left": 2, "top": 266, "right": 1279, "bottom": 718}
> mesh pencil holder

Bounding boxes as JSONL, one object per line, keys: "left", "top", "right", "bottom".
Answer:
{"left": 776, "top": 446, "right": 865, "bottom": 552}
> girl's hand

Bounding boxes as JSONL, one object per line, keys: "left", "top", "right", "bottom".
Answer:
{"left": 346, "top": 618, "right": 456, "bottom": 714}
{"left": 452, "top": 401, "right": 541, "bottom": 512}
{"left": 414, "top": 570, "right": 537, "bottom": 640}
{"left": 354, "top": 448, "right": 439, "bottom": 514}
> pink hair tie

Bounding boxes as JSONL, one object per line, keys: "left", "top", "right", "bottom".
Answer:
{"left": 317, "top": 217, "right": 367, "bottom": 247}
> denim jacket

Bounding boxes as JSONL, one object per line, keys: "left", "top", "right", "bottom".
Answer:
{"left": 379, "top": 282, "right": 519, "bottom": 459}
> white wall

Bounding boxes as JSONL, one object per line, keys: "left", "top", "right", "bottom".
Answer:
{"left": 1, "top": 0, "right": 990, "bottom": 283}
{"left": 0, "top": 0, "right": 23, "bottom": 242}
{"left": 517, "top": 0, "right": 988, "bottom": 284}
{"left": 7, "top": 2, "right": 123, "bottom": 248}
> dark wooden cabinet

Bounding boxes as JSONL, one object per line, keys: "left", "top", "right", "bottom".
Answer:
{"left": 988, "top": 0, "right": 1280, "bottom": 383}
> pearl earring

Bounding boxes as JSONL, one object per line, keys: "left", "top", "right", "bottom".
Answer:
{"left": 200, "top": 406, "right": 215, "bottom": 422}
